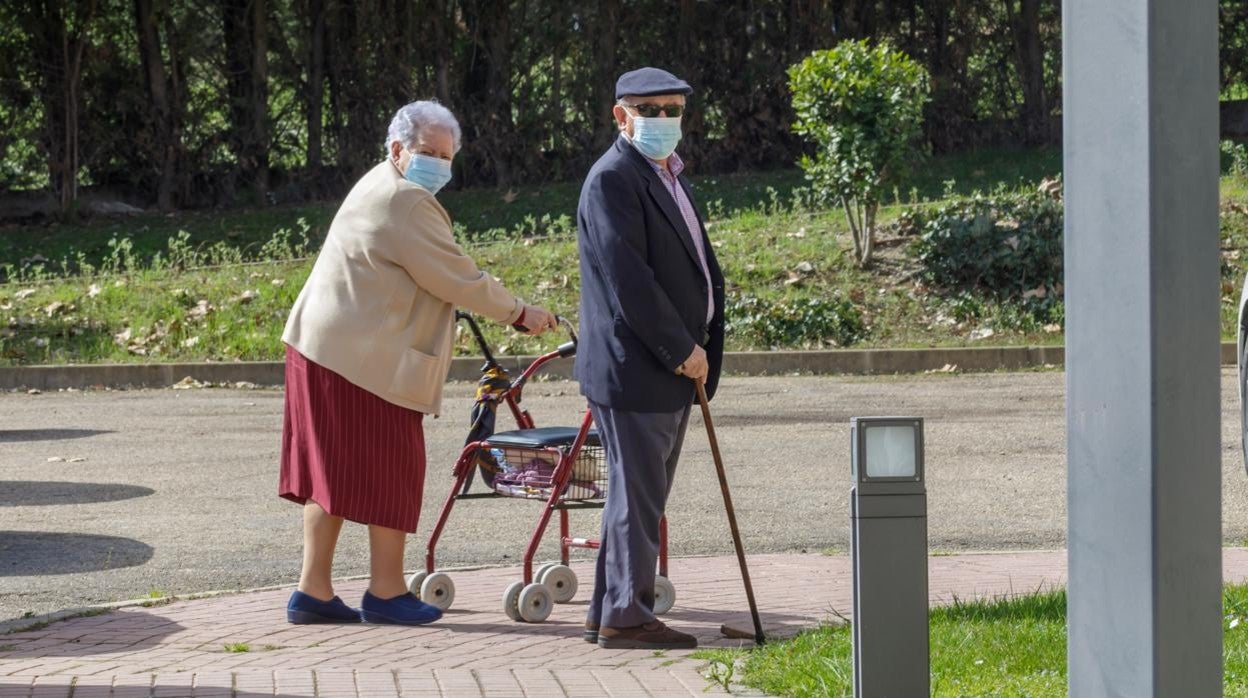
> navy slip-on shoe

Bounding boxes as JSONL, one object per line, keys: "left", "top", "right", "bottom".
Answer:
{"left": 286, "top": 590, "right": 362, "bottom": 624}
{"left": 360, "top": 590, "right": 443, "bottom": 626}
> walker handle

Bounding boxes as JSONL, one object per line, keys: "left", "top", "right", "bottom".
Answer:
{"left": 455, "top": 310, "right": 497, "bottom": 367}
{"left": 555, "top": 316, "right": 578, "bottom": 357}
{"left": 557, "top": 315, "right": 578, "bottom": 344}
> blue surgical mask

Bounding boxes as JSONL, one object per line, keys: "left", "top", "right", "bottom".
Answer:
{"left": 630, "top": 116, "right": 682, "bottom": 161}
{"left": 403, "top": 153, "right": 453, "bottom": 195}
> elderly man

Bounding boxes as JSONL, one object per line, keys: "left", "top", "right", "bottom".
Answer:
{"left": 575, "top": 67, "right": 725, "bottom": 650}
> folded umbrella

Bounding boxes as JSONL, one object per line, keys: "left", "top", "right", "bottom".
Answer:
{"left": 460, "top": 365, "right": 512, "bottom": 495}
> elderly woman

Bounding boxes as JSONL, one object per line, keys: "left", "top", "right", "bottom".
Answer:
{"left": 279, "top": 100, "right": 556, "bottom": 626}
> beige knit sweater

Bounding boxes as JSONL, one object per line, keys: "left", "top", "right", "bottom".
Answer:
{"left": 283, "top": 161, "right": 523, "bottom": 414}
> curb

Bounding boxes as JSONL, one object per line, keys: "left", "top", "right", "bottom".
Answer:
{"left": 0, "top": 343, "right": 1237, "bottom": 391}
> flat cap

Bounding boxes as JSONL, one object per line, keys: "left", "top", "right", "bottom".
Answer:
{"left": 615, "top": 67, "right": 693, "bottom": 99}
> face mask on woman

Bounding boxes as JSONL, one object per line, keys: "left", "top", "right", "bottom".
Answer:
{"left": 630, "top": 116, "right": 683, "bottom": 161}
{"left": 404, "top": 153, "right": 453, "bottom": 195}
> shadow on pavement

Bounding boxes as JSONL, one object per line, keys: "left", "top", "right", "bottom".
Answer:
{"left": 0, "top": 611, "right": 184, "bottom": 658}
{"left": 0, "top": 428, "right": 112, "bottom": 442}
{"left": 426, "top": 605, "right": 823, "bottom": 644}
{"left": 0, "top": 686, "right": 304, "bottom": 698}
{"left": 0, "top": 481, "right": 155, "bottom": 507}
{"left": 0, "top": 531, "right": 154, "bottom": 576}
{"left": 665, "top": 606, "right": 830, "bottom": 644}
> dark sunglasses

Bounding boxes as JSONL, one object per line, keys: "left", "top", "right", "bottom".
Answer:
{"left": 623, "top": 102, "right": 685, "bottom": 118}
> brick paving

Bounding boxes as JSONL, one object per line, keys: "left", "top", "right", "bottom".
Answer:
{"left": 2, "top": 549, "right": 1247, "bottom": 697}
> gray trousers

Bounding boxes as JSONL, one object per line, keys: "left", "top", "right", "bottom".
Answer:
{"left": 586, "top": 400, "right": 691, "bottom": 629}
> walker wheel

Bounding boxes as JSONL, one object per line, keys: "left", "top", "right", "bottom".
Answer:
{"left": 653, "top": 575, "right": 676, "bottom": 615}
{"left": 502, "top": 580, "right": 524, "bottom": 621}
{"left": 534, "top": 562, "right": 556, "bottom": 584}
{"left": 406, "top": 571, "right": 428, "bottom": 598}
{"left": 537, "top": 564, "right": 578, "bottom": 603}
{"left": 518, "top": 583, "right": 553, "bottom": 623}
{"left": 420, "top": 572, "right": 456, "bottom": 611}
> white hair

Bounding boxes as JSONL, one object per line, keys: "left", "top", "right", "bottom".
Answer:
{"left": 386, "top": 100, "right": 462, "bottom": 155}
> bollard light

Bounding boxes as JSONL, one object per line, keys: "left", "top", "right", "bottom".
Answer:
{"left": 856, "top": 419, "right": 923, "bottom": 481}
{"left": 850, "top": 416, "right": 928, "bottom": 698}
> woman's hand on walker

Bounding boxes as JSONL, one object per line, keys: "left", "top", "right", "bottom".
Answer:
{"left": 515, "top": 304, "right": 557, "bottom": 335}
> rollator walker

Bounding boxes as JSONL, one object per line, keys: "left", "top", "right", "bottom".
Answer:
{"left": 409, "top": 312, "right": 675, "bottom": 622}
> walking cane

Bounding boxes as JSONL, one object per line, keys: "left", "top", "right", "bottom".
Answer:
{"left": 694, "top": 380, "right": 766, "bottom": 645}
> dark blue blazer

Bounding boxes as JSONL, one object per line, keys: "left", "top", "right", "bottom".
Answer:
{"left": 574, "top": 136, "right": 725, "bottom": 413}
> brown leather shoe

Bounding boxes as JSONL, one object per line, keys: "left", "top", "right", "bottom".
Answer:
{"left": 597, "top": 620, "right": 697, "bottom": 649}
{"left": 583, "top": 620, "right": 599, "bottom": 644}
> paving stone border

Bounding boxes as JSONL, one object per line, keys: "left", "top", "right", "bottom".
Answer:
{"left": 5, "top": 550, "right": 1248, "bottom": 697}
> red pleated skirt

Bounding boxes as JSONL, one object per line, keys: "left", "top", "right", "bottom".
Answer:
{"left": 279, "top": 345, "right": 426, "bottom": 533}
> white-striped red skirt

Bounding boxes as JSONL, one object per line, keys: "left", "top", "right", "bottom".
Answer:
{"left": 279, "top": 345, "right": 426, "bottom": 533}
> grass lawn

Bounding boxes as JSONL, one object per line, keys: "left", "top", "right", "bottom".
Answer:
{"left": 0, "top": 202, "right": 1074, "bottom": 365}
{"left": 0, "top": 147, "right": 1059, "bottom": 278}
{"left": 698, "top": 584, "right": 1248, "bottom": 697}
{"left": 2, "top": 145, "right": 1246, "bottom": 366}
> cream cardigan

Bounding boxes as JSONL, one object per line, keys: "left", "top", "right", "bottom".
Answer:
{"left": 282, "top": 161, "right": 523, "bottom": 414}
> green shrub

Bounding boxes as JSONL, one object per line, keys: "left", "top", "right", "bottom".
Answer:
{"left": 1223, "top": 140, "right": 1248, "bottom": 177}
{"left": 889, "top": 208, "right": 927, "bottom": 237}
{"left": 258, "top": 218, "right": 315, "bottom": 262}
{"left": 788, "top": 40, "right": 929, "bottom": 267}
{"left": 913, "top": 190, "right": 1064, "bottom": 302}
{"left": 726, "top": 295, "right": 865, "bottom": 349}
{"left": 940, "top": 291, "right": 1065, "bottom": 334}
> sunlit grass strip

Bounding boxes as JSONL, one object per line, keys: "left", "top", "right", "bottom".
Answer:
{"left": 6, "top": 167, "right": 1248, "bottom": 365}
{"left": 0, "top": 207, "right": 1069, "bottom": 365}
{"left": 700, "top": 585, "right": 1248, "bottom": 698}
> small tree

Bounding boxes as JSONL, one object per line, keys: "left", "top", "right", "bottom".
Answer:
{"left": 788, "top": 40, "right": 929, "bottom": 267}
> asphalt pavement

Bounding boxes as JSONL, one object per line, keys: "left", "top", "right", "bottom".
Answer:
{"left": 3, "top": 369, "right": 1247, "bottom": 623}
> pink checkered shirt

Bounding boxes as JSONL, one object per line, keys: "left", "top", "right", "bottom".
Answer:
{"left": 640, "top": 150, "right": 714, "bottom": 324}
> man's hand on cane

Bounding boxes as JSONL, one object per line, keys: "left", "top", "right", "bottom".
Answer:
{"left": 677, "top": 344, "right": 709, "bottom": 382}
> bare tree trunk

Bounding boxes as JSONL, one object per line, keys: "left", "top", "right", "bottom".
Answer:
{"left": 861, "top": 201, "right": 878, "bottom": 267}
{"left": 249, "top": 0, "right": 269, "bottom": 196}
{"left": 842, "top": 197, "right": 863, "bottom": 262}
{"left": 61, "top": 23, "right": 76, "bottom": 214}
{"left": 549, "top": 3, "right": 563, "bottom": 152}
{"left": 394, "top": 0, "right": 413, "bottom": 102}
{"left": 677, "top": 0, "right": 696, "bottom": 76}
{"left": 922, "top": 0, "right": 975, "bottom": 152}
{"left": 222, "top": 0, "right": 269, "bottom": 200}
{"left": 163, "top": 9, "right": 191, "bottom": 205}
{"left": 31, "top": 10, "right": 65, "bottom": 205}
{"left": 62, "top": 0, "right": 94, "bottom": 216}
{"left": 135, "top": 0, "right": 176, "bottom": 210}
{"left": 430, "top": 0, "right": 452, "bottom": 104}
{"left": 324, "top": 0, "right": 347, "bottom": 170}
{"left": 589, "top": 0, "right": 619, "bottom": 148}
{"left": 324, "top": 0, "right": 381, "bottom": 178}
{"left": 304, "top": 0, "right": 326, "bottom": 168}
{"left": 1007, "top": 0, "right": 1049, "bottom": 144}
{"left": 29, "top": 0, "right": 96, "bottom": 217}
{"left": 460, "top": 0, "right": 514, "bottom": 186}
{"left": 325, "top": 0, "right": 360, "bottom": 176}
{"left": 674, "top": 0, "right": 701, "bottom": 155}
{"left": 435, "top": 62, "right": 450, "bottom": 105}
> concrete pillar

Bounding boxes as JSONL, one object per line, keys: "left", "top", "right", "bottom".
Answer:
{"left": 1064, "top": 0, "right": 1221, "bottom": 695}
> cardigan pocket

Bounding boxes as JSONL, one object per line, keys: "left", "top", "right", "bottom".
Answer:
{"left": 389, "top": 347, "right": 441, "bottom": 402}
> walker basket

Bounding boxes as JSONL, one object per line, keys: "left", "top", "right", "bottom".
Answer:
{"left": 481, "top": 427, "right": 606, "bottom": 501}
